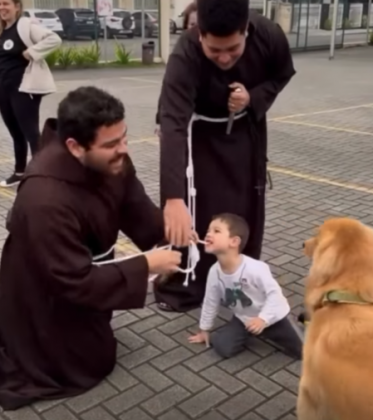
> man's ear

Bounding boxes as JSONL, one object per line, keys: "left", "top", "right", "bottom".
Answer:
{"left": 65, "top": 138, "right": 84, "bottom": 160}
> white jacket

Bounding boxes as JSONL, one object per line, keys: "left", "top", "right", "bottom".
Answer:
{"left": 16, "top": 17, "right": 62, "bottom": 94}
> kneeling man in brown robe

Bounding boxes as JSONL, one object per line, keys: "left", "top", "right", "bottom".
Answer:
{"left": 0, "top": 86, "right": 181, "bottom": 410}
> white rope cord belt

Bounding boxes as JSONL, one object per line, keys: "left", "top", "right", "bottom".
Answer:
{"left": 92, "top": 111, "right": 248, "bottom": 286}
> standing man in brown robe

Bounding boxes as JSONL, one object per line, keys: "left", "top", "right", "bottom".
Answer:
{"left": 155, "top": 0, "right": 296, "bottom": 312}
{"left": 0, "top": 86, "right": 182, "bottom": 410}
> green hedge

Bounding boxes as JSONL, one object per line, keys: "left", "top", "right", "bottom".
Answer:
{"left": 45, "top": 41, "right": 135, "bottom": 69}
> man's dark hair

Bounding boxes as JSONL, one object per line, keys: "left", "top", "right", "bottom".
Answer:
{"left": 57, "top": 86, "right": 125, "bottom": 149}
{"left": 213, "top": 213, "right": 249, "bottom": 252}
{"left": 197, "top": 0, "right": 249, "bottom": 37}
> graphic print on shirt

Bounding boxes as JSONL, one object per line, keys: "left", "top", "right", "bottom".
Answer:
{"left": 222, "top": 276, "right": 253, "bottom": 308}
{"left": 3, "top": 40, "right": 14, "bottom": 51}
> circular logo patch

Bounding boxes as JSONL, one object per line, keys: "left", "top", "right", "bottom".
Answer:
{"left": 3, "top": 40, "right": 14, "bottom": 51}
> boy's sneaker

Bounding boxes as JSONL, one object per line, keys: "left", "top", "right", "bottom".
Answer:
{"left": 0, "top": 173, "right": 23, "bottom": 188}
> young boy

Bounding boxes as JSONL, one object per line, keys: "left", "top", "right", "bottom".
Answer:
{"left": 189, "top": 213, "right": 303, "bottom": 359}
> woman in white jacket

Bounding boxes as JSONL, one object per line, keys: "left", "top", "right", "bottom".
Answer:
{"left": 0, "top": 0, "right": 61, "bottom": 187}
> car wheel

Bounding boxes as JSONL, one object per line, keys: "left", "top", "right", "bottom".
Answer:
{"left": 66, "top": 27, "right": 75, "bottom": 40}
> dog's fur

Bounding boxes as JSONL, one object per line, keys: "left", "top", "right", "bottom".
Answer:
{"left": 297, "top": 217, "right": 373, "bottom": 420}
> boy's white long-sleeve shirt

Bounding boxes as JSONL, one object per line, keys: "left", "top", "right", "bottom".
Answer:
{"left": 199, "top": 255, "right": 290, "bottom": 331}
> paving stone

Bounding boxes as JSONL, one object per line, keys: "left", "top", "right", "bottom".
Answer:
{"left": 129, "top": 315, "right": 167, "bottom": 334}
{"left": 33, "top": 399, "right": 66, "bottom": 413}
{"left": 115, "top": 327, "right": 146, "bottom": 350}
{"left": 119, "top": 345, "right": 162, "bottom": 369}
{"left": 183, "top": 348, "right": 223, "bottom": 372}
{"left": 158, "top": 315, "right": 197, "bottom": 335}
{"left": 200, "top": 366, "right": 246, "bottom": 395}
{"left": 119, "top": 407, "right": 153, "bottom": 420}
{"left": 178, "top": 386, "right": 228, "bottom": 418}
{"left": 165, "top": 365, "right": 209, "bottom": 393}
{"left": 218, "top": 350, "right": 260, "bottom": 374}
{"left": 252, "top": 353, "right": 294, "bottom": 376}
{"left": 239, "top": 413, "right": 265, "bottom": 420}
{"left": 255, "top": 391, "right": 297, "bottom": 420}
{"left": 3, "top": 408, "right": 42, "bottom": 420}
{"left": 197, "top": 412, "right": 228, "bottom": 420}
{"left": 81, "top": 406, "right": 116, "bottom": 420}
{"left": 110, "top": 312, "right": 139, "bottom": 330}
{"left": 129, "top": 307, "right": 155, "bottom": 319}
{"left": 270, "top": 370, "right": 300, "bottom": 394}
{"left": 218, "top": 389, "right": 265, "bottom": 419}
{"left": 141, "top": 385, "right": 190, "bottom": 416}
{"left": 43, "top": 406, "right": 78, "bottom": 420}
{"left": 236, "top": 367, "right": 282, "bottom": 397}
{"left": 157, "top": 408, "right": 190, "bottom": 420}
{"left": 104, "top": 384, "right": 154, "bottom": 415}
{"left": 142, "top": 329, "right": 179, "bottom": 352}
{"left": 171, "top": 330, "right": 209, "bottom": 354}
{"left": 67, "top": 381, "right": 118, "bottom": 413}
{"left": 106, "top": 365, "right": 139, "bottom": 391}
{"left": 150, "top": 347, "right": 194, "bottom": 371}
{"left": 131, "top": 363, "right": 174, "bottom": 391}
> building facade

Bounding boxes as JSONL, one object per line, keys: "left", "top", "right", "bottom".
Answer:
{"left": 22, "top": 0, "right": 158, "bottom": 10}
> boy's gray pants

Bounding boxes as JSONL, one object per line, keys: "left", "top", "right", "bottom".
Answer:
{"left": 210, "top": 315, "right": 303, "bottom": 359}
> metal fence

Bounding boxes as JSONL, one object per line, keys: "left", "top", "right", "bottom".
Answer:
{"left": 266, "top": 0, "right": 372, "bottom": 51}
{"left": 23, "top": 0, "right": 372, "bottom": 63}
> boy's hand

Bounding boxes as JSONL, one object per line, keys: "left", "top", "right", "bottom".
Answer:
{"left": 188, "top": 330, "right": 210, "bottom": 347}
{"left": 245, "top": 317, "right": 267, "bottom": 335}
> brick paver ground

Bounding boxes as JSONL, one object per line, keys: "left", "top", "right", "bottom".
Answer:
{"left": 0, "top": 46, "right": 372, "bottom": 420}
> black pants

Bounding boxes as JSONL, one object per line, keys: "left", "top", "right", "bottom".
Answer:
{"left": 211, "top": 315, "right": 303, "bottom": 360}
{"left": 0, "top": 88, "right": 42, "bottom": 173}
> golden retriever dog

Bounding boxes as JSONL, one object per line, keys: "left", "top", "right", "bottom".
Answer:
{"left": 297, "top": 217, "right": 373, "bottom": 420}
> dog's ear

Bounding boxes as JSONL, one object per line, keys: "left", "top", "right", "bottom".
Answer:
{"left": 308, "top": 232, "right": 338, "bottom": 287}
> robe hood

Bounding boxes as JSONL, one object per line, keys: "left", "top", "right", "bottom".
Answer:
{"left": 24, "top": 118, "right": 127, "bottom": 188}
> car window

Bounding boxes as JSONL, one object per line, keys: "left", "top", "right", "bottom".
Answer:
{"left": 132, "top": 12, "right": 140, "bottom": 18}
{"left": 35, "top": 12, "right": 57, "bottom": 19}
{"left": 23, "top": 11, "right": 30, "bottom": 17}
{"left": 113, "top": 11, "right": 130, "bottom": 18}
{"left": 75, "top": 10, "right": 94, "bottom": 17}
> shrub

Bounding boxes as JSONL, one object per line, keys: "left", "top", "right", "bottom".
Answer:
{"left": 343, "top": 18, "right": 351, "bottom": 29}
{"left": 56, "top": 46, "right": 75, "bottom": 68}
{"left": 73, "top": 44, "right": 101, "bottom": 67}
{"left": 323, "top": 18, "right": 332, "bottom": 30}
{"left": 114, "top": 41, "right": 132, "bottom": 65}
{"left": 45, "top": 48, "right": 59, "bottom": 67}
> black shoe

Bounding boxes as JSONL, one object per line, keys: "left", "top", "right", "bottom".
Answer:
{"left": 0, "top": 173, "right": 23, "bottom": 188}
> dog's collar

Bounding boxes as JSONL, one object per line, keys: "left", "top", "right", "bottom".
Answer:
{"left": 322, "top": 290, "right": 371, "bottom": 306}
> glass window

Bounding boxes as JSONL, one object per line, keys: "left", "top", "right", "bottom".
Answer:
{"left": 35, "top": 12, "right": 58, "bottom": 18}
{"left": 35, "top": 0, "right": 70, "bottom": 8}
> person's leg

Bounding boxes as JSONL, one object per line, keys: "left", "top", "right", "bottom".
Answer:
{"left": 260, "top": 315, "right": 304, "bottom": 359}
{"left": 11, "top": 93, "right": 42, "bottom": 157}
{"left": 0, "top": 90, "right": 28, "bottom": 187}
{"left": 210, "top": 316, "right": 249, "bottom": 358}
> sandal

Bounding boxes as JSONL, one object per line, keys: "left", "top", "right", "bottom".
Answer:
{"left": 157, "top": 302, "right": 174, "bottom": 312}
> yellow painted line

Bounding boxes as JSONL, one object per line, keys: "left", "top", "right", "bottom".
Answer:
{"left": 272, "top": 119, "right": 373, "bottom": 137}
{"left": 269, "top": 102, "right": 373, "bottom": 121}
{"left": 268, "top": 165, "right": 373, "bottom": 195}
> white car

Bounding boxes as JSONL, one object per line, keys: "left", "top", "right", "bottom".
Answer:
{"left": 99, "top": 9, "right": 134, "bottom": 38}
{"left": 23, "top": 9, "right": 64, "bottom": 37}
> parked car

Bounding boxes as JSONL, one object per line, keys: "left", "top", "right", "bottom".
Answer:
{"left": 99, "top": 9, "right": 134, "bottom": 38}
{"left": 132, "top": 11, "right": 158, "bottom": 37}
{"left": 132, "top": 11, "right": 176, "bottom": 37}
{"left": 23, "top": 9, "right": 64, "bottom": 37}
{"left": 55, "top": 8, "right": 100, "bottom": 40}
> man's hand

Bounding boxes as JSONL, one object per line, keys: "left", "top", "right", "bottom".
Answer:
{"left": 188, "top": 330, "right": 210, "bottom": 347}
{"left": 23, "top": 50, "right": 32, "bottom": 61}
{"left": 245, "top": 317, "right": 267, "bottom": 335}
{"left": 145, "top": 248, "right": 182, "bottom": 275}
{"left": 164, "top": 199, "right": 192, "bottom": 248}
{"left": 228, "top": 82, "right": 250, "bottom": 113}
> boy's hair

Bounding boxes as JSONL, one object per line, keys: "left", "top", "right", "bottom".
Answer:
{"left": 213, "top": 213, "right": 249, "bottom": 252}
{"left": 197, "top": 0, "right": 249, "bottom": 37}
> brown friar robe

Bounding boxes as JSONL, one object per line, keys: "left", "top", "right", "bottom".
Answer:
{"left": 154, "top": 12, "right": 296, "bottom": 312}
{"left": 0, "top": 119, "right": 164, "bottom": 410}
